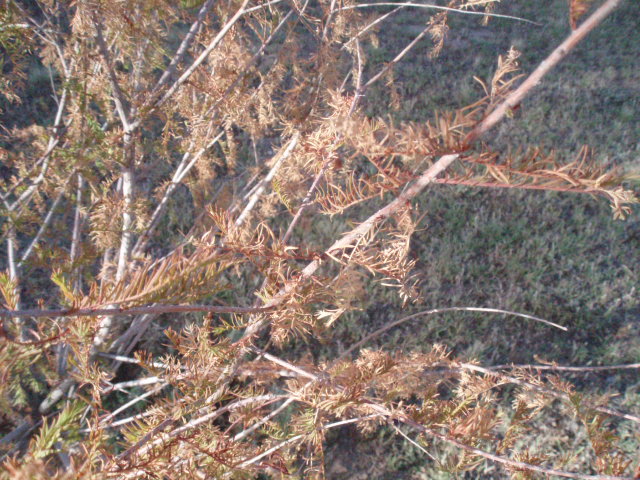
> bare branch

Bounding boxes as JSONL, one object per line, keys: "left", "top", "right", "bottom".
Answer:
{"left": 93, "top": 20, "right": 130, "bottom": 130}
{"left": 280, "top": 159, "right": 332, "bottom": 246}
{"left": 251, "top": 347, "right": 319, "bottom": 381}
{"left": 459, "top": 363, "right": 640, "bottom": 424}
{"left": 116, "top": 394, "right": 284, "bottom": 463}
{"left": 232, "top": 397, "right": 296, "bottom": 442}
{"left": 132, "top": 0, "right": 251, "bottom": 127}
{"left": 464, "top": 0, "right": 623, "bottom": 143}
{"left": 18, "top": 185, "right": 69, "bottom": 268}
{"left": 235, "top": 415, "right": 382, "bottom": 470}
{"left": 342, "top": 6, "right": 405, "bottom": 48}
{"left": 103, "top": 376, "right": 164, "bottom": 393}
{"left": 96, "top": 352, "right": 169, "bottom": 369}
{"left": 409, "top": 419, "right": 632, "bottom": 479}
{"left": 489, "top": 362, "right": 640, "bottom": 372}
{"left": 0, "top": 303, "right": 274, "bottom": 320}
{"left": 150, "top": 0, "right": 217, "bottom": 95}
{"left": 339, "top": 2, "right": 540, "bottom": 25}
{"left": 363, "top": 23, "right": 431, "bottom": 90}
{"left": 390, "top": 423, "right": 438, "bottom": 463}
{"left": 6, "top": 90, "right": 69, "bottom": 213}
{"left": 333, "top": 306, "right": 567, "bottom": 366}
{"left": 99, "top": 382, "right": 168, "bottom": 429}
{"left": 204, "top": 6, "right": 297, "bottom": 119}
{"left": 235, "top": 132, "right": 300, "bottom": 227}
{"left": 132, "top": 131, "right": 225, "bottom": 257}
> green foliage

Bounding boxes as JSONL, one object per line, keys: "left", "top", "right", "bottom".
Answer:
{"left": 31, "top": 401, "right": 85, "bottom": 460}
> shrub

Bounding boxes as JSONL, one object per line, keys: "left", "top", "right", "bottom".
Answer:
{"left": 0, "top": 0, "right": 638, "bottom": 478}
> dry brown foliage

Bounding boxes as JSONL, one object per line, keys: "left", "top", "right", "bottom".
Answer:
{"left": 0, "top": 0, "right": 637, "bottom": 479}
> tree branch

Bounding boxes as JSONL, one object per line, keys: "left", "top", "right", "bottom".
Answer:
{"left": 235, "top": 132, "right": 300, "bottom": 227}
{"left": 332, "top": 306, "right": 566, "bottom": 367}
{"left": 488, "top": 362, "right": 640, "bottom": 372}
{"left": 93, "top": 17, "right": 131, "bottom": 131}
{"left": 18, "top": 184, "right": 69, "bottom": 268}
{"left": 459, "top": 362, "right": 640, "bottom": 424}
{"left": 410, "top": 419, "right": 632, "bottom": 480}
{"left": 149, "top": 0, "right": 217, "bottom": 95}
{"left": 464, "top": 0, "right": 623, "bottom": 143}
{"left": 0, "top": 303, "right": 273, "bottom": 320}
{"left": 132, "top": 131, "right": 224, "bottom": 257}
{"left": 131, "top": 0, "right": 250, "bottom": 128}
{"left": 339, "top": 3, "right": 540, "bottom": 25}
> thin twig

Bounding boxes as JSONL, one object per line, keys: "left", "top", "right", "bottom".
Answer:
{"left": 116, "top": 394, "right": 283, "bottom": 463}
{"left": 363, "top": 23, "right": 431, "bottom": 89}
{"left": 281, "top": 160, "right": 331, "bottom": 245}
{"left": 208, "top": 7, "right": 296, "bottom": 117}
{"left": 333, "top": 306, "right": 566, "bottom": 366}
{"left": 97, "top": 382, "right": 168, "bottom": 430}
{"left": 232, "top": 397, "right": 296, "bottom": 442}
{"left": 103, "top": 376, "right": 163, "bottom": 393}
{"left": 150, "top": 0, "right": 217, "bottom": 95}
{"left": 488, "top": 362, "right": 640, "bottom": 372}
{"left": 0, "top": 156, "right": 46, "bottom": 201}
{"left": 251, "top": 347, "right": 319, "bottom": 381}
{"left": 464, "top": 0, "right": 622, "bottom": 143}
{"left": 18, "top": 188, "right": 65, "bottom": 268}
{"left": 235, "top": 132, "right": 300, "bottom": 226}
{"left": 132, "top": 131, "right": 225, "bottom": 256}
{"left": 235, "top": 415, "right": 381, "bottom": 470}
{"left": 389, "top": 422, "right": 438, "bottom": 463}
{"left": 6, "top": 91, "right": 68, "bottom": 213}
{"left": 90, "top": 408, "right": 161, "bottom": 431}
{"left": 342, "top": 6, "right": 406, "bottom": 48}
{"left": 97, "top": 352, "right": 169, "bottom": 369}
{"left": 0, "top": 303, "right": 274, "bottom": 320}
{"left": 409, "top": 419, "right": 632, "bottom": 479}
{"left": 132, "top": 0, "right": 250, "bottom": 127}
{"left": 93, "top": 17, "right": 131, "bottom": 131}
{"left": 338, "top": 2, "right": 540, "bottom": 25}
{"left": 235, "top": 132, "right": 300, "bottom": 227}
{"left": 459, "top": 363, "right": 640, "bottom": 424}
